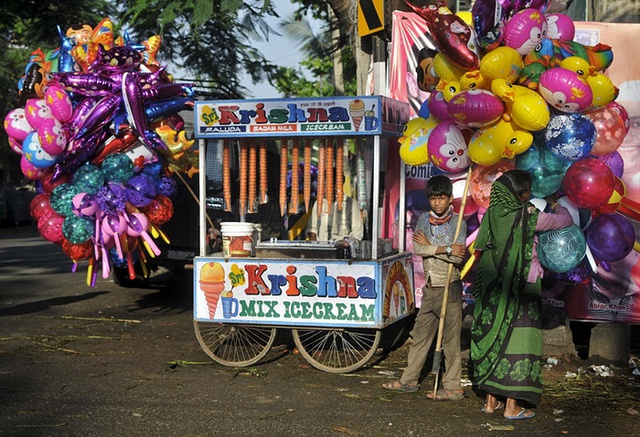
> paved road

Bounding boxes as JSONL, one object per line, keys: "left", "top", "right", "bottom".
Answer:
{"left": 1, "top": 225, "right": 638, "bottom": 437}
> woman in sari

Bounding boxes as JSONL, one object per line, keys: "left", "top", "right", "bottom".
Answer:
{"left": 470, "top": 170, "right": 573, "bottom": 420}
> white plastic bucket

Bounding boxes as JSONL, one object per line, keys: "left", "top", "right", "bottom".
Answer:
{"left": 220, "top": 222, "right": 255, "bottom": 257}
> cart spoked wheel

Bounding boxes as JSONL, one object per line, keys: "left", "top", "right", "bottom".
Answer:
{"left": 194, "top": 321, "right": 277, "bottom": 367}
{"left": 291, "top": 327, "right": 381, "bottom": 373}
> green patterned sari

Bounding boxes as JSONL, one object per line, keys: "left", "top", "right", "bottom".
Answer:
{"left": 470, "top": 176, "right": 543, "bottom": 406}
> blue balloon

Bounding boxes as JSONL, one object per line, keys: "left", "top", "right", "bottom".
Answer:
{"left": 517, "top": 142, "right": 569, "bottom": 198}
{"left": 418, "top": 99, "right": 430, "bottom": 119}
{"left": 544, "top": 113, "right": 596, "bottom": 161}
{"left": 537, "top": 224, "right": 587, "bottom": 273}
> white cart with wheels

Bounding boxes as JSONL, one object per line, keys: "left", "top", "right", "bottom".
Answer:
{"left": 192, "top": 96, "right": 415, "bottom": 373}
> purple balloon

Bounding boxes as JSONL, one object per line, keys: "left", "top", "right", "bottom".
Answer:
{"left": 592, "top": 151, "right": 624, "bottom": 179}
{"left": 157, "top": 176, "right": 178, "bottom": 198}
{"left": 554, "top": 259, "right": 592, "bottom": 285}
{"left": 95, "top": 182, "right": 128, "bottom": 213}
{"left": 125, "top": 174, "right": 156, "bottom": 207}
{"left": 586, "top": 212, "right": 636, "bottom": 262}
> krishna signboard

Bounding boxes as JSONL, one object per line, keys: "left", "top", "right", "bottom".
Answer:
{"left": 194, "top": 96, "right": 409, "bottom": 139}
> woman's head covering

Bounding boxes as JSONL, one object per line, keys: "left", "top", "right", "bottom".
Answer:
{"left": 472, "top": 171, "right": 539, "bottom": 297}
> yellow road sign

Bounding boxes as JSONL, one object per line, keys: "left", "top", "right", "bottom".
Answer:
{"left": 358, "top": 0, "right": 385, "bottom": 36}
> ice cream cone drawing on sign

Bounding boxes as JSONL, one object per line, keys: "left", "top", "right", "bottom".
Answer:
{"left": 199, "top": 262, "right": 226, "bottom": 319}
{"left": 349, "top": 99, "right": 365, "bottom": 131}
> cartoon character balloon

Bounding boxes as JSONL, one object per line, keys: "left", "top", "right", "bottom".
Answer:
{"left": 503, "top": 8, "right": 547, "bottom": 56}
{"left": 427, "top": 120, "right": 472, "bottom": 172}
{"left": 538, "top": 67, "right": 593, "bottom": 113}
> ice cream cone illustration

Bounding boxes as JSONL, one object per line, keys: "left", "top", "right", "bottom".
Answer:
{"left": 199, "top": 262, "right": 226, "bottom": 319}
{"left": 349, "top": 99, "right": 365, "bottom": 131}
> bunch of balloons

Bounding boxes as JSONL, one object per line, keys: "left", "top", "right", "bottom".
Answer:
{"left": 3, "top": 17, "right": 196, "bottom": 287}
{"left": 399, "top": 0, "right": 639, "bottom": 280}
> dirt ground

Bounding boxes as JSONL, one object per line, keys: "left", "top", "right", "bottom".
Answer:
{"left": 1, "top": 225, "right": 639, "bottom": 436}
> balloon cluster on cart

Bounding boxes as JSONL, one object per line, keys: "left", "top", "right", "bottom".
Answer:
{"left": 399, "top": 0, "right": 639, "bottom": 282}
{"left": 3, "top": 17, "right": 196, "bottom": 286}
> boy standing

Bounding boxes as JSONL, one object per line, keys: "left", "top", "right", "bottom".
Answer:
{"left": 382, "top": 175, "right": 467, "bottom": 400}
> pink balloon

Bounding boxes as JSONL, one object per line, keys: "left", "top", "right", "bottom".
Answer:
{"left": 427, "top": 120, "right": 472, "bottom": 173}
{"left": 563, "top": 157, "right": 615, "bottom": 209}
{"left": 447, "top": 90, "right": 504, "bottom": 128}
{"left": 545, "top": 13, "right": 575, "bottom": 40}
{"left": 538, "top": 67, "right": 592, "bottom": 113}
{"left": 427, "top": 91, "right": 450, "bottom": 121}
{"left": 584, "top": 106, "right": 626, "bottom": 156}
{"left": 4, "top": 108, "right": 35, "bottom": 142}
{"left": 24, "top": 98, "right": 52, "bottom": 130}
{"left": 504, "top": 8, "right": 547, "bottom": 55}
{"left": 44, "top": 84, "right": 73, "bottom": 122}
{"left": 20, "top": 155, "right": 45, "bottom": 180}
{"left": 38, "top": 117, "right": 68, "bottom": 155}
{"left": 38, "top": 211, "right": 65, "bottom": 245}
{"left": 470, "top": 160, "right": 516, "bottom": 209}
{"left": 607, "top": 101, "right": 630, "bottom": 135}
{"left": 8, "top": 136, "right": 23, "bottom": 155}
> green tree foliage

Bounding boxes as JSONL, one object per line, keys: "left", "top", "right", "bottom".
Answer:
{"left": 118, "top": 0, "right": 281, "bottom": 98}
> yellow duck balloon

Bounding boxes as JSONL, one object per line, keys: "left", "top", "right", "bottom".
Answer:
{"left": 491, "top": 79, "right": 551, "bottom": 131}
{"left": 468, "top": 115, "right": 534, "bottom": 166}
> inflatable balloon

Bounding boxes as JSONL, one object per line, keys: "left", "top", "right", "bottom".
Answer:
{"left": 71, "top": 192, "right": 99, "bottom": 218}
{"left": 545, "top": 13, "right": 575, "bottom": 40}
{"left": 554, "top": 259, "right": 592, "bottom": 285}
{"left": 415, "top": 47, "right": 440, "bottom": 93}
{"left": 44, "top": 84, "right": 73, "bottom": 122}
{"left": 516, "top": 143, "right": 567, "bottom": 197}
{"left": 37, "top": 211, "right": 65, "bottom": 245}
{"left": 407, "top": 2, "right": 480, "bottom": 70}
{"left": 544, "top": 113, "right": 596, "bottom": 161}
{"left": 427, "top": 120, "right": 472, "bottom": 172}
{"left": 459, "top": 70, "right": 490, "bottom": 91}
{"left": 30, "top": 193, "right": 55, "bottom": 221}
{"left": 22, "top": 132, "right": 57, "bottom": 169}
{"left": 469, "top": 117, "right": 533, "bottom": 166}
{"left": 38, "top": 117, "right": 67, "bottom": 155}
{"left": 62, "top": 239, "right": 94, "bottom": 261}
{"left": 537, "top": 224, "right": 586, "bottom": 273}
{"left": 433, "top": 52, "right": 466, "bottom": 82}
{"left": 491, "top": 79, "right": 550, "bottom": 131}
{"left": 8, "top": 137, "right": 23, "bottom": 155}
{"left": 124, "top": 174, "right": 157, "bottom": 207}
{"left": 585, "top": 212, "right": 636, "bottom": 262}
{"left": 470, "top": 160, "right": 516, "bottom": 209}
{"left": 399, "top": 116, "right": 439, "bottom": 166}
{"left": 50, "top": 183, "right": 80, "bottom": 216}
{"left": 140, "top": 195, "right": 174, "bottom": 225}
{"left": 593, "top": 151, "right": 624, "bottom": 179}
{"left": 538, "top": 67, "right": 593, "bottom": 113}
{"left": 426, "top": 91, "right": 450, "bottom": 121}
{"left": 608, "top": 101, "right": 630, "bottom": 135}
{"left": 63, "top": 214, "right": 94, "bottom": 244}
{"left": 584, "top": 106, "right": 626, "bottom": 156}
{"left": 20, "top": 155, "right": 45, "bottom": 180}
{"left": 72, "top": 164, "right": 105, "bottom": 194}
{"left": 563, "top": 157, "right": 615, "bottom": 209}
{"left": 587, "top": 72, "right": 618, "bottom": 108}
{"left": 472, "top": 0, "right": 507, "bottom": 51}
{"left": 4, "top": 108, "right": 35, "bottom": 142}
{"left": 503, "top": 8, "right": 547, "bottom": 56}
{"left": 479, "top": 46, "right": 523, "bottom": 83}
{"left": 447, "top": 89, "right": 504, "bottom": 128}
{"left": 24, "top": 98, "right": 52, "bottom": 130}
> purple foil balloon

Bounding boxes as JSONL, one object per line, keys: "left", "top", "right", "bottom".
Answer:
{"left": 125, "top": 174, "right": 156, "bottom": 207}
{"left": 95, "top": 182, "right": 128, "bottom": 213}
{"left": 554, "top": 259, "right": 592, "bottom": 285}
{"left": 157, "top": 176, "right": 177, "bottom": 198}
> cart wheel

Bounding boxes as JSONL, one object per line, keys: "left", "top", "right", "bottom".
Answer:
{"left": 292, "top": 327, "right": 381, "bottom": 373}
{"left": 193, "top": 321, "right": 277, "bottom": 367}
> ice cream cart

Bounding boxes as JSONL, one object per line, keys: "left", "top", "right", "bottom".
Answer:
{"left": 192, "top": 96, "right": 414, "bottom": 373}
